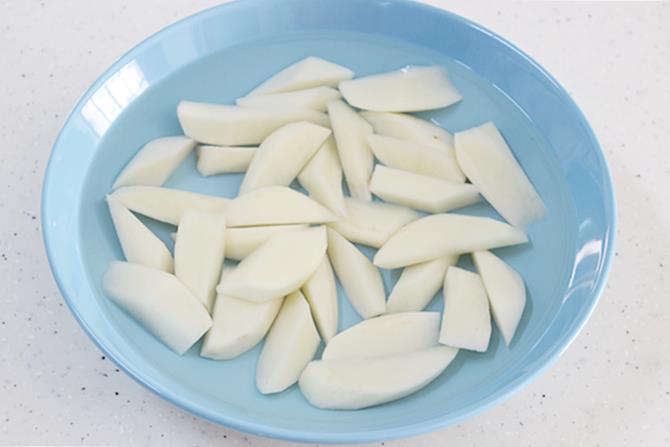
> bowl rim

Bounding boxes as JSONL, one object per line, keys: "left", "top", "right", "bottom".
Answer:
{"left": 41, "top": 0, "right": 617, "bottom": 443}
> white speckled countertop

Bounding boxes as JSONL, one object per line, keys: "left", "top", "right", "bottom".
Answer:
{"left": 1, "top": 0, "right": 669, "bottom": 445}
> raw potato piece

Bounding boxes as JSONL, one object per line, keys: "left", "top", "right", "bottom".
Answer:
{"left": 369, "top": 165, "right": 480, "bottom": 213}
{"left": 174, "top": 211, "right": 226, "bottom": 312}
{"left": 239, "top": 122, "right": 331, "bottom": 194}
{"left": 177, "top": 101, "right": 329, "bottom": 146}
{"left": 256, "top": 291, "right": 320, "bottom": 394}
{"left": 299, "top": 346, "right": 458, "bottom": 410}
{"left": 327, "top": 228, "right": 385, "bottom": 319}
{"left": 439, "top": 267, "right": 491, "bottom": 352}
{"left": 455, "top": 122, "right": 547, "bottom": 229}
{"left": 367, "top": 133, "right": 464, "bottom": 183}
{"left": 225, "top": 224, "right": 308, "bottom": 260}
{"left": 247, "top": 56, "right": 354, "bottom": 96}
{"left": 112, "top": 186, "right": 229, "bottom": 226}
{"left": 224, "top": 186, "right": 336, "bottom": 227}
{"left": 339, "top": 66, "right": 462, "bottom": 112}
{"left": 201, "top": 268, "right": 282, "bottom": 360}
{"left": 361, "top": 111, "right": 454, "bottom": 150}
{"left": 297, "top": 137, "right": 346, "bottom": 216}
{"left": 322, "top": 312, "right": 441, "bottom": 360}
{"left": 386, "top": 256, "right": 459, "bottom": 313}
{"left": 473, "top": 251, "right": 526, "bottom": 346}
{"left": 102, "top": 261, "right": 212, "bottom": 355}
{"left": 113, "top": 136, "right": 195, "bottom": 189}
{"left": 302, "top": 257, "right": 339, "bottom": 342}
{"left": 328, "top": 100, "right": 374, "bottom": 201}
{"left": 374, "top": 214, "right": 528, "bottom": 269}
{"left": 106, "top": 195, "right": 173, "bottom": 272}
{"left": 218, "top": 226, "right": 327, "bottom": 302}
{"left": 328, "top": 197, "right": 419, "bottom": 248}
{"left": 196, "top": 146, "right": 257, "bottom": 176}
{"left": 237, "top": 86, "right": 341, "bottom": 112}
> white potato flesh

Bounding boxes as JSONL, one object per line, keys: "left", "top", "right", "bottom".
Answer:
{"left": 112, "top": 136, "right": 195, "bottom": 189}
{"left": 369, "top": 165, "right": 480, "bottom": 213}
{"left": 367, "top": 133, "right": 464, "bottom": 183}
{"left": 102, "top": 261, "right": 212, "bottom": 355}
{"left": 111, "top": 186, "right": 229, "bottom": 226}
{"left": 301, "top": 256, "right": 339, "bottom": 342}
{"left": 361, "top": 111, "right": 454, "bottom": 150}
{"left": 322, "top": 312, "right": 440, "bottom": 360}
{"left": 217, "top": 226, "right": 327, "bottom": 302}
{"left": 224, "top": 224, "right": 308, "bottom": 260}
{"left": 239, "top": 121, "right": 331, "bottom": 194}
{"left": 174, "top": 211, "right": 226, "bottom": 312}
{"left": 247, "top": 56, "right": 354, "bottom": 96}
{"left": 201, "top": 266, "right": 282, "bottom": 360}
{"left": 339, "top": 66, "right": 462, "bottom": 112}
{"left": 237, "top": 86, "right": 341, "bottom": 111}
{"left": 177, "top": 101, "right": 329, "bottom": 146}
{"left": 297, "top": 137, "right": 346, "bottom": 216}
{"left": 196, "top": 145, "right": 257, "bottom": 176}
{"left": 224, "top": 186, "right": 336, "bottom": 227}
{"left": 256, "top": 291, "right": 321, "bottom": 394}
{"left": 299, "top": 346, "right": 458, "bottom": 410}
{"left": 327, "top": 100, "right": 374, "bottom": 201}
{"left": 473, "top": 251, "right": 526, "bottom": 346}
{"left": 106, "top": 195, "right": 173, "bottom": 272}
{"left": 386, "top": 255, "right": 459, "bottom": 313}
{"left": 455, "top": 122, "right": 547, "bottom": 229}
{"left": 374, "top": 214, "right": 528, "bottom": 269}
{"left": 328, "top": 197, "right": 419, "bottom": 248}
{"left": 326, "top": 228, "right": 385, "bottom": 319}
{"left": 439, "top": 267, "right": 491, "bottom": 352}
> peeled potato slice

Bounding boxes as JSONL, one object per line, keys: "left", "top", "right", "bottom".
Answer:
{"left": 473, "top": 251, "right": 526, "bottom": 346}
{"left": 224, "top": 186, "right": 336, "bottom": 227}
{"left": 322, "top": 312, "right": 440, "bottom": 360}
{"left": 201, "top": 268, "right": 282, "bottom": 360}
{"left": 386, "top": 256, "right": 459, "bottom": 313}
{"left": 196, "top": 145, "right": 257, "bottom": 176}
{"left": 455, "top": 122, "right": 547, "bottom": 229}
{"left": 174, "top": 211, "right": 226, "bottom": 312}
{"left": 240, "top": 121, "right": 331, "bottom": 194}
{"left": 217, "top": 226, "right": 327, "bottom": 302}
{"left": 297, "top": 137, "right": 346, "bottom": 216}
{"left": 299, "top": 346, "right": 458, "bottom": 410}
{"left": 224, "top": 224, "right": 308, "bottom": 260}
{"left": 256, "top": 291, "right": 321, "bottom": 394}
{"left": 339, "top": 66, "right": 461, "bottom": 112}
{"left": 439, "top": 267, "right": 491, "bottom": 352}
{"left": 374, "top": 214, "right": 528, "bottom": 269}
{"left": 361, "top": 111, "right": 454, "bottom": 150}
{"left": 367, "top": 133, "right": 464, "bottom": 183}
{"left": 102, "top": 261, "right": 212, "bottom": 355}
{"left": 112, "top": 136, "right": 195, "bottom": 189}
{"left": 111, "top": 186, "right": 229, "bottom": 226}
{"left": 327, "top": 228, "right": 385, "bottom": 319}
{"left": 301, "top": 256, "right": 339, "bottom": 342}
{"left": 247, "top": 56, "right": 353, "bottom": 96}
{"left": 369, "top": 165, "right": 480, "bottom": 213}
{"left": 106, "top": 195, "right": 173, "bottom": 272}
{"left": 327, "top": 100, "right": 374, "bottom": 201}
{"left": 237, "top": 86, "right": 341, "bottom": 111}
{"left": 328, "top": 197, "right": 419, "bottom": 248}
{"left": 177, "top": 101, "right": 329, "bottom": 146}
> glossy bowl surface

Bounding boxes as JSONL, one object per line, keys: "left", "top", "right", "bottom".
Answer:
{"left": 42, "top": 0, "right": 616, "bottom": 443}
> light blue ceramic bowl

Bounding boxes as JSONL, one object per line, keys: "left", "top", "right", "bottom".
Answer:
{"left": 42, "top": 0, "right": 616, "bottom": 443}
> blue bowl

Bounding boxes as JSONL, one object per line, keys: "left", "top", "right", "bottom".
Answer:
{"left": 42, "top": 0, "right": 616, "bottom": 443}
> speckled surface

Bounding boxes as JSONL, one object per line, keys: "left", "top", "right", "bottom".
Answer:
{"left": 1, "top": 0, "right": 669, "bottom": 445}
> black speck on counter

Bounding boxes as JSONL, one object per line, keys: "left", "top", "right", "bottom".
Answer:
{"left": 81, "top": 387, "right": 86, "bottom": 391}
{"left": 114, "top": 391, "right": 119, "bottom": 396}
{"left": 541, "top": 394, "right": 546, "bottom": 398}
{"left": 101, "top": 355, "right": 106, "bottom": 360}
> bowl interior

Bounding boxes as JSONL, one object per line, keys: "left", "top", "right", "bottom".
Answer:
{"left": 43, "top": 0, "right": 615, "bottom": 443}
